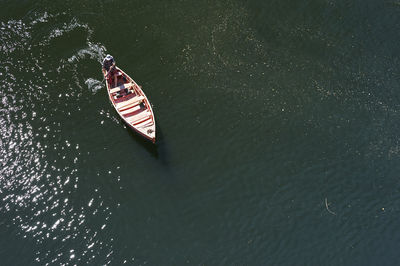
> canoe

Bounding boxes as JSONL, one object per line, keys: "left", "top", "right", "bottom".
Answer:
{"left": 102, "top": 66, "right": 156, "bottom": 143}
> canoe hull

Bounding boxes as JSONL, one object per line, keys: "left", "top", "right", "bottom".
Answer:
{"left": 102, "top": 67, "right": 156, "bottom": 143}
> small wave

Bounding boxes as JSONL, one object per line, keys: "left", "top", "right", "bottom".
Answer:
{"left": 0, "top": 20, "right": 31, "bottom": 54}
{"left": 0, "top": 10, "right": 116, "bottom": 265}
{"left": 85, "top": 78, "right": 104, "bottom": 94}
{"left": 28, "top": 11, "right": 60, "bottom": 26}
{"left": 38, "top": 17, "right": 93, "bottom": 46}
{"left": 67, "top": 42, "right": 107, "bottom": 64}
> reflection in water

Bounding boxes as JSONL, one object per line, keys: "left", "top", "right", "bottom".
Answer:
{"left": 1, "top": 0, "right": 399, "bottom": 265}
{"left": 0, "top": 12, "right": 118, "bottom": 264}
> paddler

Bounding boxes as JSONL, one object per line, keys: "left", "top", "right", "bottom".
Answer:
{"left": 102, "top": 54, "right": 115, "bottom": 77}
{"left": 103, "top": 54, "right": 118, "bottom": 87}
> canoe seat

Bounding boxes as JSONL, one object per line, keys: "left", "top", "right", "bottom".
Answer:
{"left": 120, "top": 104, "right": 141, "bottom": 115}
{"left": 125, "top": 110, "right": 150, "bottom": 125}
{"left": 132, "top": 114, "right": 152, "bottom": 126}
{"left": 136, "top": 119, "right": 153, "bottom": 128}
{"left": 110, "top": 82, "right": 134, "bottom": 94}
{"left": 116, "top": 95, "right": 144, "bottom": 110}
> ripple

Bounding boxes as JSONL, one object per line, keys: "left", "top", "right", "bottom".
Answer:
{"left": 85, "top": 77, "right": 103, "bottom": 94}
{"left": 0, "top": 20, "right": 31, "bottom": 54}
{"left": 0, "top": 11, "right": 116, "bottom": 264}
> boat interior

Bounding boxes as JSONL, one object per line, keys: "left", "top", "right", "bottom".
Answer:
{"left": 103, "top": 65, "right": 155, "bottom": 142}
{"left": 108, "top": 71, "right": 138, "bottom": 100}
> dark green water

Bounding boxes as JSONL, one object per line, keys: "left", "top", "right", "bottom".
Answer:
{"left": 1, "top": 0, "right": 399, "bottom": 265}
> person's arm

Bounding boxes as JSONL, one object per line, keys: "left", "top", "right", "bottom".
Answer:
{"left": 105, "top": 63, "right": 115, "bottom": 77}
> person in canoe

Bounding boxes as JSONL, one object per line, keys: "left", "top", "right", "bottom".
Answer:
{"left": 103, "top": 54, "right": 119, "bottom": 86}
{"left": 102, "top": 54, "right": 116, "bottom": 77}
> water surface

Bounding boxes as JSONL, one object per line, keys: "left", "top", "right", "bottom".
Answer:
{"left": 0, "top": 0, "right": 399, "bottom": 265}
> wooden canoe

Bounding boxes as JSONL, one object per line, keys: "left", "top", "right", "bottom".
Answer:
{"left": 102, "top": 66, "right": 156, "bottom": 143}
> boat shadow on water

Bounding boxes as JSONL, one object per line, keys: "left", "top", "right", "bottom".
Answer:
{"left": 126, "top": 126, "right": 158, "bottom": 157}
{"left": 125, "top": 120, "right": 177, "bottom": 182}
{"left": 125, "top": 123, "right": 168, "bottom": 164}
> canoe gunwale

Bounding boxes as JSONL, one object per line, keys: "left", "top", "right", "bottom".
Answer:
{"left": 103, "top": 66, "right": 156, "bottom": 143}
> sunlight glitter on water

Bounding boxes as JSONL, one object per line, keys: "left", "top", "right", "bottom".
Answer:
{"left": 0, "top": 11, "right": 118, "bottom": 264}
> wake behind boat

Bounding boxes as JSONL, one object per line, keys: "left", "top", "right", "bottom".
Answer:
{"left": 102, "top": 55, "right": 156, "bottom": 143}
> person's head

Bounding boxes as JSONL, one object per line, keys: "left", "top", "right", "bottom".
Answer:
{"left": 105, "top": 54, "right": 113, "bottom": 61}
